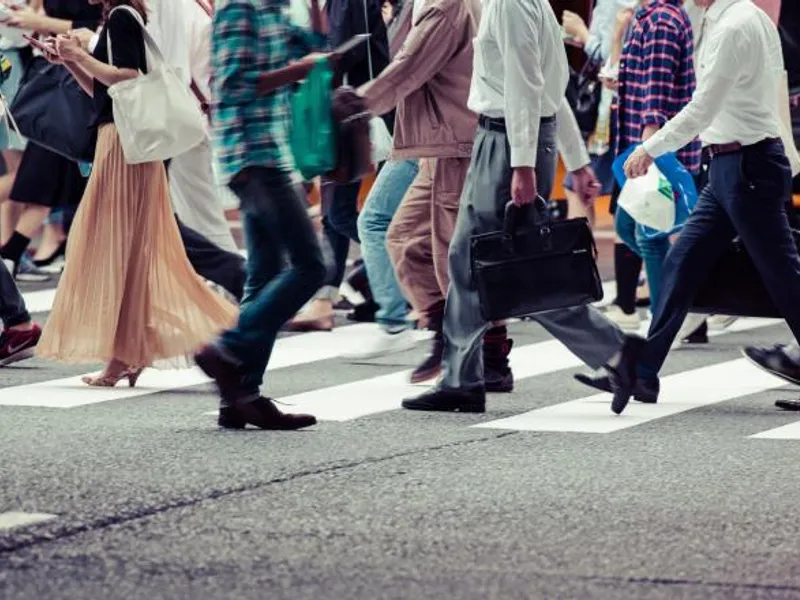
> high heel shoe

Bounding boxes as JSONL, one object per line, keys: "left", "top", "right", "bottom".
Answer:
{"left": 82, "top": 367, "right": 144, "bottom": 388}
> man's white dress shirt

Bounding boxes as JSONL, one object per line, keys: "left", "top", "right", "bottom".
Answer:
{"left": 468, "top": 0, "right": 572, "bottom": 168}
{"left": 644, "top": 0, "right": 783, "bottom": 157}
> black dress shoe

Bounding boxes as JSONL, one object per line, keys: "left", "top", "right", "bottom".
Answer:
{"left": 607, "top": 335, "right": 645, "bottom": 415}
{"left": 775, "top": 399, "right": 800, "bottom": 411}
{"left": 402, "top": 387, "right": 486, "bottom": 413}
{"left": 195, "top": 345, "right": 244, "bottom": 402}
{"left": 574, "top": 372, "right": 660, "bottom": 403}
{"left": 347, "top": 300, "right": 379, "bottom": 323}
{"left": 222, "top": 396, "right": 317, "bottom": 430}
{"left": 743, "top": 345, "right": 800, "bottom": 386}
{"left": 682, "top": 320, "right": 709, "bottom": 345}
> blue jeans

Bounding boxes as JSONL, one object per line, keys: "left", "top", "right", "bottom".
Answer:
{"left": 639, "top": 140, "right": 799, "bottom": 379}
{"left": 357, "top": 159, "right": 419, "bottom": 328}
{"left": 317, "top": 179, "right": 361, "bottom": 299}
{"left": 615, "top": 207, "right": 670, "bottom": 313}
{"left": 220, "top": 167, "right": 326, "bottom": 394}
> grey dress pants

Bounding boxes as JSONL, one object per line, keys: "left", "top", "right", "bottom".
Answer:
{"left": 440, "top": 115, "right": 626, "bottom": 391}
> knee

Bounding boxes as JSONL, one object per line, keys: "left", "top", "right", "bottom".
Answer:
{"left": 357, "top": 208, "right": 383, "bottom": 242}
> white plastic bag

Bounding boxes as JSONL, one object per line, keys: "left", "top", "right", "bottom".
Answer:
{"left": 370, "top": 116, "right": 392, "bottom": 164}
{"left": 617, "top": 164, "right": 675, "bottom": 232}
{"left": 107, "top": 6, "right": 206, "bottom": 164}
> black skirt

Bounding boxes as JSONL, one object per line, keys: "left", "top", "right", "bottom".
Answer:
{"left": 10, "top": 143, "right": 87, "bottom": 208}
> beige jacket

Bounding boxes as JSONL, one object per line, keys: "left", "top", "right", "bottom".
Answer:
{"left": 359, "top": 0, "right": 481, "bottom": 159}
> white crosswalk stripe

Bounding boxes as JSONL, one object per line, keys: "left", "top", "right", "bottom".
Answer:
{"left": 4, "top": 284, "right": 800, "bottom": 439}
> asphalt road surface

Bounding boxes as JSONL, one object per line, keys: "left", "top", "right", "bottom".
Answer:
{"left": 2, "top": 281, "right": 800, "bottom": 600}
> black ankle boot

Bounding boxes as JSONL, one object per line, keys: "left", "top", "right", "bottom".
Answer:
{"left": 483, "top": 327, "right": 514, "bottom": 393}
{"left": 410, "top": 331, "right": 443, "bottom": 384}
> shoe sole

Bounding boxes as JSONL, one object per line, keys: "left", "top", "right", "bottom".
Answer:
{"left": 573, "top": 374, "right": 657, "bottom": 403}
{"left": 775, "top": 399, "right": 800, "bottom": 411}
{"left": 0, "top": 346, "right": 36, "bottom": 367}
{"left": 742, "top": 348, "right": 800, "bottom": 387}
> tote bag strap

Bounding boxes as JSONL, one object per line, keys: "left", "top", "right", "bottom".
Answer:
{"left": 195, "top": 0, "right": 213, "bottom": 17}
{"left": 362, "top": 0, "right": 373, "bottom": 80}
{"left": 106, "top": 5, "right": 167, "bottom": 73}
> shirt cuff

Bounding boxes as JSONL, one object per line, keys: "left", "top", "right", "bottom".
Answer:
{"left": 561, "top": 144, "right": 591, "bottom": 173}
{"left": 510, "top": 146, "right": 537, "bottom": 169}
{"left": 643, "top": 133, "right": 670, "bottom": 159}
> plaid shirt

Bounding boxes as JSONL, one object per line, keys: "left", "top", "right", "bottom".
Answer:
{"left": 615, "top": 0, "right": 701, "bottom": 173}
{"left": 211, "top": 0, "right": 319, "bottom": 184}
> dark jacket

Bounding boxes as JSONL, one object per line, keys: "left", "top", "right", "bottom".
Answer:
{"left": 779, "top": 0, "right": 799, "bottom": 90}
{"left": 326, "top": 0, "right": 390, "bottom": 88}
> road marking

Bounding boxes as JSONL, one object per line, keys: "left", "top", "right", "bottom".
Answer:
{"left": 241, "top": 339, "right": 586, "bottom": 421}
{"left": 0, "top": 325, "right": 431, "bottom": 408}
{"left": 474, "top": 359, "right": 786, "bottom": 434}
{"left": 750, "top": 420, "right": 800, "bottom": 440}
{"left": 0, "top": 512, "right": 57, "bottom": 531}
{"left": 201, "top": 317, "right": 780, "bottom": 422}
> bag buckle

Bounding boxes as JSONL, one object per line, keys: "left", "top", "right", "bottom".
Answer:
{"left": 540, "top": 225, "right": 552, "bottom": 252}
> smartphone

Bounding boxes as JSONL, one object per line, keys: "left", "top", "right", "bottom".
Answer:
{"left": 23, "top": 34, "right": 57, "bottom": 54}
{"left": 331, "top": 33, "right": 370, "bottom": 57}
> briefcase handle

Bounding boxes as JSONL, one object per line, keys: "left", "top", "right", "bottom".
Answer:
{"left": 503, "top": 198, "right": 552, "bottom": 249}
{"left": 502, "top": 200, "right": 599, "bottom": 260}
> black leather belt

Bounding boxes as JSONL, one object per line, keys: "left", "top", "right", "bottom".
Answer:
{"left": 707, "top": 137, "right": 781, "bottom": 159}
{"left": 478, "top": 114, "right": 557, "bottom": 133}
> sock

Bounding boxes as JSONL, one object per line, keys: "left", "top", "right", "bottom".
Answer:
{"left": 1, "top": 232, "right": 30, "bottom": 264}
{"left": 614, "top": 243, "right": 642, "bottom": 315}
{"left": 484, "top": 325, "right": 508, "bottom": 346}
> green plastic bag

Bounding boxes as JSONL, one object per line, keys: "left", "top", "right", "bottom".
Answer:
{"left": 290, "top": 59, "right": 336, "bottom": 180}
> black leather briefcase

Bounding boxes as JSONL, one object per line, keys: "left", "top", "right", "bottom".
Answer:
{"left": 470, "top": 201, "right": 604, "bottom": 322}
{"left": 692, "top": 231, "right": 800, "bottom": 318}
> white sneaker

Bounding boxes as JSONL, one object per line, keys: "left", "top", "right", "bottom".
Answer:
{"left": 707, "top": 315, "right": 739, "bottom": 331}
{"left": 343, "top": 328, "right": 417, "bottom": 361}
{"left": 604, "top": 305, "right": 641, "bottom": 332}
{"left": 671, "top": 313, "right": 708, "bottom": 348}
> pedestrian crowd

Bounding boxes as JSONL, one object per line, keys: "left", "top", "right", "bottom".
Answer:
{"left": 0, "top": 0, "right": 796, "bottom": 427}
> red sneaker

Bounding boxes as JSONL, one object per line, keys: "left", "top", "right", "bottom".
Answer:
{"left": 0, "top": 324, "right": 42, "bottom": 366}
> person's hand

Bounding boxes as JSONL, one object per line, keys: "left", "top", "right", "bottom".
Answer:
{"left": 69, "top": 28, "right": 96, "bottom": 51}
{"left": 511, "top": 167, "right": 537, "bottom": 207}
{"left": 381, "top": 1, "right": 394, "bottom": 25}
{"left": 600, "top": 75, "right": 618, "bottom": 91}
{"left": 562, "top": 10, "right": 589, "bottom": 45}
{"left": 624, "top": 146, "right": 655, "bottom": 179}
{"left": 40, "top": 46, "right": 63, "bottom": 65}
{"left": 55, "top": 34, "right": 85, "bottom": 63}
{"left": 571, "top": 166, "right": 601, "bottom": 205}
{"left": 5, "top": 4, "right": 45, "bottom": 30}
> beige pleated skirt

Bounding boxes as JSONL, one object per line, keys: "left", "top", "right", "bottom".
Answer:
{"left": 37, "top": 124, "right": 238, "bottom": 367}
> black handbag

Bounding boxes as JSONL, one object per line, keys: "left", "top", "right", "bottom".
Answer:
{"left": 10, "top": 58, "right": 97, "bottom": 163}
{"left": 692, "top": 231, "right": 800, "bottom": 318}
{"left": 565, "top": 49, "right": 603, "bottom": 138}
{"left": 471, "top": 201, "right": 604, "bottom": 322}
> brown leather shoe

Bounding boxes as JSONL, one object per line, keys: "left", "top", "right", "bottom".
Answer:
{"left": 230, "top": 397, "right": 317, "bottom": 430}
{"left": 195, "top": 344, "right": 244, "bottom": 402}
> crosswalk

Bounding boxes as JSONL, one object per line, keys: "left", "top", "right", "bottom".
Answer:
{"left": 3, "top": 284, "right": 800, "bottom": 441}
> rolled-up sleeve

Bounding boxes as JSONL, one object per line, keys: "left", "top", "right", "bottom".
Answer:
{"left": 211, "top": 4, "right": 259, "bottom": 108}
{"left": 496, "top": 0, "right": 544, "bottom": 168}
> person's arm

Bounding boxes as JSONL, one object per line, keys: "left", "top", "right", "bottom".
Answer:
{"left": 643, "top": 29, "right": 741, "bottom": 158}
{"left": 497, "top": 0, "right": 544, "bottom": 168}
{"left": 638, "top": 20, "right": 682, "bottom": 134}
{"left": 63, "top": 60, "right": 95, "bottom": 96}
{"left": 7, "top": 4, "right": 99, "bottom": 34}
{"left": 59, "top": 10, "right": 143, "bottom": 88}
{"left": 555, "top": 98, "right": 591, "bottom": 172}
{"left": 357, "top": 6, "right": 460, "bottom": 116}
{"left": 189, "top": 3, "right": 212, "bottom": 99}
{"left": 212, "top": 4, "right": 260, "bottom": 107}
